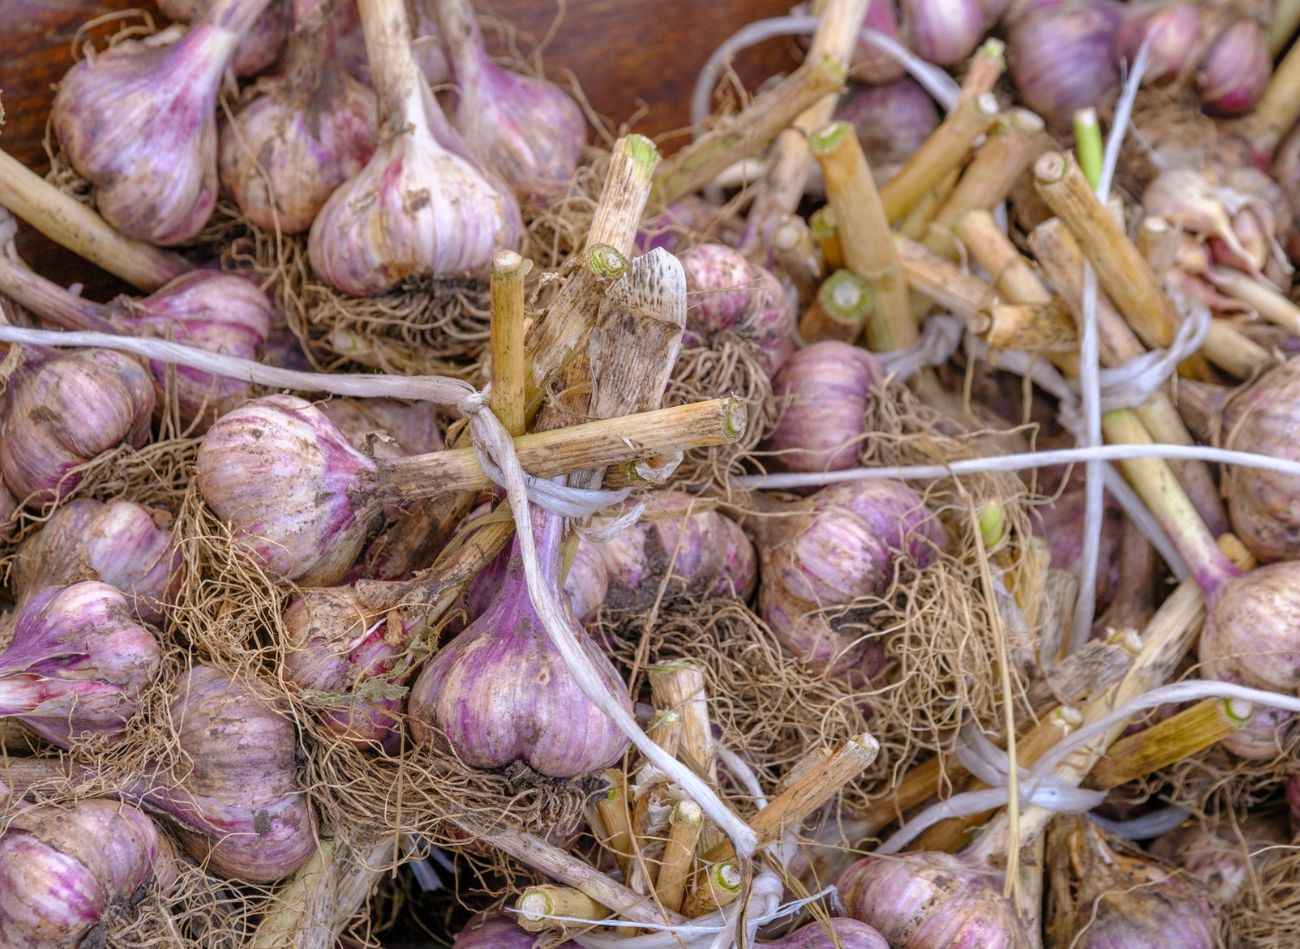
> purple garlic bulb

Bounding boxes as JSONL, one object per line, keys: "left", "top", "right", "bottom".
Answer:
{"left": 839, "top": 852, "right": 1029, "bottom": 948}
{"left": 901, "top": 0, "right": 986, "bottom": 66}
{"left": 158, "top": 0, "right": 289, "bottom": 76}
{"left": 1224, "top": 361, "right": 1300, "bottom": 563}
{"left": 13, "top": 499, "right": 180, "bottom": 625}
{"left": 307, "top": 0, "right": 520, "bottom": 295}
{"left": 1050, "top": 816, "right": 1219, "bottom": 949}
{"left": 433, "top": 0, "right": 585, "bottom": 200}
{"left": 0, "top": 582, "right": 161, "bottom": 747}
{"left": 636, "top": 197, "right": 722, "bottom": 254}
{"left": 765, "top": 919, "right": 889, "bottom": 948}
{"left": 0, "top": 483, "right": 16, "bottom": 539}
{"left": 0, "top": 348, "right": 154, "bottom": 504}
{"left": 0, "top": 799, "right": 178, "bottom": 949}
{"left": 282, "top": 585, "right": 404, "bottom": 748}
{"left": 564, "top": 536, "right": 611, "bottom": 624}
{"left": 129, "top": 664, "right": 317, "bottom": 882}
{"left": 759, "top": 479, "right": 946, "bottom": 683}
{"left": 1114, "top": 3, "right": 1202, "bottom": 84}
{"left": 1007, "top": 0, "right": 1122, "bottom": 129}
{"left": 1150, "top": 814, "right": 1289, "bottom": 905}
{"left": 409, "top": 502, "right": 632, "bottom": 777}
{"left": 52, "top": 0, "right": 276, "bottom": 244}
{"left": 320, "top": 398, "right": 444, "bottom": 460}
{"left": 834, "top": 80, "right": 941, "bottom": 182}
{"left": 195, "top": 395, "right": 383, "bottom": 584}
{"left": 680, "top": 243, "right": 796, "bottom": 374}
{"left": 219, "top": 0, "right": 378, "bottom": 233}
{"left": 586, "top": 491, "right": 757, "bottom": 615}
{"left": 453, "top": 911, "right": 574, "bottom": 947}
{"left": 1197, "top": 17, "right": 1271, "bottom": 116}
{"left": 766, "top": 341, "right": 882, "bottom": 473}
{"left": 852, "top": 0, "right": 907, "bottom": 83}
{"left": 1200, "top": 561, "right": 1300, "bottom": 695}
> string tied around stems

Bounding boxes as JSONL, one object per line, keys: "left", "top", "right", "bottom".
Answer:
{"left": 877, "top": 313, "right": 964, "bottom": 383}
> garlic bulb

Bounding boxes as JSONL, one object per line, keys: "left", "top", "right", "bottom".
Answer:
{"left": 0, "top": 582, "right": 161, "bottom": 747}
{"left": 454, "top": 911, "right": 573, "bottom": 946}
{"left": 432, "top": 0, "right": 586, "bottom": 200}
{"left": 320, "top": 397, "right": 444, "bottom": 460}
{"left": 767, "top": 919, "right": 889, "bottom": 948}
{"left": 1199, "top": 561, "right": 1300, "bottom": 694}
{"left": 1224, "top": 362, "right": 1300, "bottom": 562}
{"left": 0, "top": 348, "right": 154, "bottom": 504}
{"left": 766, "top": 341, "right": 882, "bottom": 473}
{"left": 1197, "top": 17, "right": 1271, "bottom": 116}
{"left": 0, "top": 799, "right": 178, "bottom": 949}
{"left": 307, "top": 0, "right": 521, "bottom": 296}
{"left": 680, "top": 243, "right": 797, "bottom": 374}
{"left": 219, "top": 0, "right": 378, "bottom": 233}
{"left": 852, "top": 0, "right": 907, "bottom": 83}
{"left": 1150, "top": 815, "right": 1289, "bottom": 905}
{"left": 52, "top": 0, "right": 275, "bottom": 244}
{"left": 1007, "top": 0, "right": 1121, "bottom": 129}
{"left": 129, "top": 664, "right": 317, "bottom": 882}
{"left": 759, "top": 479, "right": 945, "bottom": 682}
{"left": 900, "top": 0, "right": 986, "bottom": 66}
{"left": 195, "top": 395, "right": 383, "bottom": 584}
{"left": 158, "top": 0, "right": 289, "bottom": 76}
{"left": 1114, "top": 3, "right": 1202, "bottom": 83}
{"left": 409, "top": 501, "right": 632, "bottom": 777}
{"left": 13, "top": 499, "right": 180, "bottom": 625}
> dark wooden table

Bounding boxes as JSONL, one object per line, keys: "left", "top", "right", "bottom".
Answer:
{"left": 0, "top": 0, "right": 798, "bottom": 291}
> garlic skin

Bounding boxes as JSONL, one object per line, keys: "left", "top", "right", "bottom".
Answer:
{"left": 564, "top": 536, "right": 611, "bottom": 624}
{"left": 766, "top": 919, "right": 889, "bottom": 948}
{"left": 766, "top": 341, "right": 882, "bottom": 473}
{"left": 1007, "top": 0, "right": 1121, "bottom": 129}
{"left": 409, "top": 503, "right": 632, "bottom": 777}
{"left": 839, "top": 853, "right": 1030, "bottom": 948}
{"left": 0, "top": 483, "right": 16, "bottom": 539}
{"left": 320, "top": 398, "right": 444, "bottom": 460}
{"left": 852, "top": 0, "right": 907, "bottom": 83}
{"left": 1114, "top": 3, "right": 1202, "bottom": 83}
{"left": 132, "top": 665, "right": 317, "bottom": 882}
{"left": 454, "top": 911, "right": 573, "bottom": 947}
{"left": 901, "top": 0, "right": 985, "bottom": 66}
{"left": 680, "top": 243, "right": 797, "bottom": 374}
{"left": 1197, "top": 18, "right": 1271, "bottom": 116}
{"left": 13, "top": 499, "right": 180, "bottom": 625}
{"left": 281, "top": 586, "right": 404, "bottom": 748}
{"left": 1200, "top": 561, "right": 1300, "bottom": 694}
{"left": 433, "top": 0, "right": 586, "bottom": 200}
{"left": 0, "top": 348, "right": 154, "bottom": 504}
{"left": 759, "top": 479, "right": 946, "bottom": 681}
{"left": 0, "top": 582, "right": 161, "bottom": 748}
{"left": 219, "top": 9, "right": 378, "bottom": 234}
{"left": 0, "top": 799, "right": 178, "bottom": 949}
{"left": 51, "top": 0, "right": 270, "bottom": 245}
{"left": 1224, "top": 362, "right": 1300, "bottom": 562}
{"left": 158, "top": 0, "right": 289, "bottom": 76}
{"left": 195, "top": 395, "right": 382, "bottom": 584}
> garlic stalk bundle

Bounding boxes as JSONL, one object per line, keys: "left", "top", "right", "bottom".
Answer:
{"left": 1048, "top": 816, "right": 1219, "bottom": 949}
{"left": 13, "top": 499, "right": 180, "bottom": 625}
{"left": 0, "top": 582, "right": 161, "bottom": 748}
{"left": 219, "top": 0, "right": 379, "bottom": 234}
{"left": 127, "top": 664, "right": 317, "bottom": 882}
{"left": 679, "top": 243, "right": 797, "bottom": 374}
{"left": 158, "top": 0, "right": 289, "bottom": 76}
{"left": 834, "top": 80, "right": 941, "bottom": 184}
{"left": 839, "top": 851, "right": 1029, "bottom": 948}
{"left": 281, "top": 585, "right": 405, "bottom": 748}
{"left": 765, "top": 341, "right": 882, "bottom": 473}
{"left": 431, "top": 0, "right": 587, "bottom": 200}
{"left": 0, "top": 347, "right": 154, "bottom": 504}
{"left": 1006, "top": 0, "right": 1121, "bottom": 129}
{"left": 577, "top": 491, "right": 757, "bottom": 617}
{"left": 409, "top": 498, "right": 632, "bottom": 777}
{"left": 758, "top": 479, "right": 946, "bottom": 683}
{"left": 900, "top": 0, "right": 985, "bottom": 67}
{"left": 766, "top": 918, "right": 889, "bottom": 948}
{"left": 0, "top": 799, "right": 178, "bottom": 949}
{"left": 0, "top": 235, "right": 273, "bottom": 423}
{"left": 307, "top": 0, "right": 521, "bottom": 296}
{"left": 52, "top": 0, "right": 276, "bottom": 245}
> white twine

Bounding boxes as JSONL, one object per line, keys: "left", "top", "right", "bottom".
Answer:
{"left": 878, "top": 314, "right": 964, "bottom": 383}
{"left": 1090, "top": 805, "right": 1190, "bottom": 840}
{"left": 879, "top": 679, "right": 1300, "bottom": 855}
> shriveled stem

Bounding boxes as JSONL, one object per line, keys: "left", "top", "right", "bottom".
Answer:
{"left": 811, "top": 121, "right": 914, "bottom": 350}
{"left": 654, "top": 801, "right": 704, "bottom": 913}
{"left": 648, "top": 661, "right": 717, "bottom": 782}
{"left": 489, "top": 250, "right": 531, "bottom": 437}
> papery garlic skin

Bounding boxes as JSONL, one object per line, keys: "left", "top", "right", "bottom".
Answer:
{"left": 1007, "top": 1, "right": 1121, "bottom": 129}
{"left": 839, "top": 853, "right": 1030, "bottom": 949}
{"left": 1197, "top": 18, "right": 1271, "bottom": 116}
{"left": 13, "top": 499, "right": 180, "bottom": 625}
{"left": 0, "top": 582, "right": 161, "bottom": 748}
{"left": 1114, "top": 3, "right": 1201, "bottom": 83}
{"left": 409, "top": 503, "right": 632, "bottom": 777}
{"left": 680, "top": 243, "right": 797, "bottom": 374}
{"left": 0, "top": 799, "right": 178, "bottom": 949}
{"left": 136, "top": 665, "right": 317, "bottom": 882}
{"left": 901, "top": 0, "right": 985, "bottom": 66}
{"left": 1224, "top": 362, "right": 1300, "bottom": 562}
{"left": 767, "top": 918, "right": 889, "bottom": 948}
{"left": 0, "top": 349, "right": 154, "bottom": 504}
{"left": 196, "top": 395, "right": 382, "bottom": 584}
{"left": 158, "top": 0, "right": 288, "bottom": 76}
{"left": 852, "top": 0, "right": 907, "bottom": 83}
{"left": 1200, "top": 561, "right": 1300, "bottom": 694}
{"left": 320, "top": 398, "right": 444, "bottom": 460}
{"left": 453, "top": 911, "right": 574, "bottom": 947}
{"left": 766, "top": 341, "right": 881, "bottom": 473}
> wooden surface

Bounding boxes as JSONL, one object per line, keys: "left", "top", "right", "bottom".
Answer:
{"left": 0, "top": 0, "right": 798, "bottom": 293}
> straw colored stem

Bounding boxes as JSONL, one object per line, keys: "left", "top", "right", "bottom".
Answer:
{"left": 1232, "top": 38, "right": 1300, "bottom": 158}
{"left": 647, "top": 710, "right": 683, "bottom": 758}
{"left": 592, "top": 769, "right": 637, "bottom": 881}
{"left": 489, "top": 250, "right": 531, "bottom": 437}
{"left": 516, "top": 885, "right": 612, "bottom": 932}
{"left": 1208, "top": 267, "right": 1300, "bottom": 337}
{"left": 1136, "top": 216, "right": 1180, "bottom": 277}
{"left": 811, "top": 121, "right": 914, "bottom": 350}
{"left": 898, "top": 165, "right": 958, "bottom": 242}
{"left": 880, "top": 92, "right": 1000, "bottom": 223}
{"left": 1269, "top": 0, "right": 1300, "bottom": 53}
{"left": 971, "top": 302, "right": 1078, "bottom": 353}
{"left": 809, "top": 206, "right": 844, "bottom": 270}
{"left": 681, "top": 861, "right": 742, "bottom": 917}
{"left": 371, "top": 397, "right": 745, "bottom": 500}
{"left": 799, "top": 268, "right": 872, "bottom": 343}
{"left": 961, "top": 38, "right": 1006, "bottom": 96}
{"left": 654, "top": 55, "right": 845, "bottom": 205}
{"left": 0, "top": 149, "right": 190, "bottom": 291}
{"left": 654, "top": 800, "right": 704, "bottom": 914}
{"left": 772, "top": 214, "right": 824, "bottom": 308}
{"left": 1085, "top": 697, "right": 1252, "bottom": 790}
{"left": 648, "top": 661, "right": 716, "bottom": 781}
{"left": 1200, "top": 320, "right": 1271, "bottom": 378}
{"left": 893, "top": 235, "right": 995, "bottom": 319}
